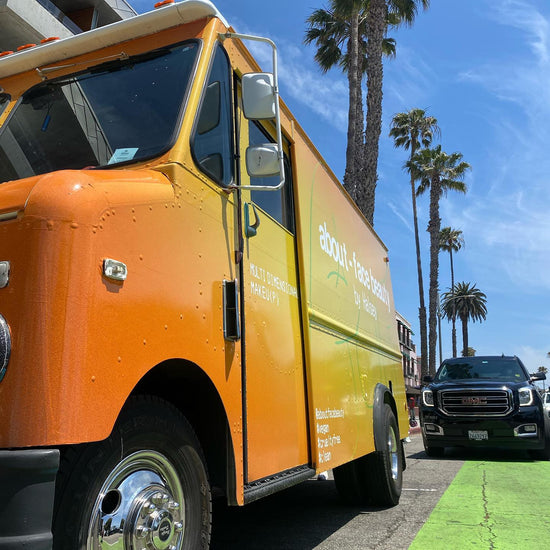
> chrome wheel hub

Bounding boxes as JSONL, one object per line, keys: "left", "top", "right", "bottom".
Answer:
{"left": 132, "top": 488, "right": 183, "bottom": 550}
{"left": 87, "top": 450, "right": 185, "bottom": 550}
{"left": 387, "top": 426, "right": 399, "bottom": 480}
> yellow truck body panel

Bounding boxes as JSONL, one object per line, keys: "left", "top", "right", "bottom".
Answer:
{"left": 0, "top": 3, "right": 408, "bottom": 543}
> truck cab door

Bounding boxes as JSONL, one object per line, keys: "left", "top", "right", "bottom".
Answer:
{"left": 237, "top": 113, "right": 309, "bottom": 483}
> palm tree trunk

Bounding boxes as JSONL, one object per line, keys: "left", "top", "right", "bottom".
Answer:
{"left": 410, "top": 147, "right": 428, "bottom": 380}
{"left": 359, "top": 0, "right": 386, "bottom": 226}
{"left": 449, "top": 248, "right": 457, "bottom": 357}
{"left": 343, "top": 10, "right": 360, "bottom": 202}
{"left": 461, "top": 314, "right": 468, "bottom": 357}
{"left": 354, "top": 49, "right": 364, "bottom": 195}
{"left": 428, "top": 176, "right": 441, "bottom": 376}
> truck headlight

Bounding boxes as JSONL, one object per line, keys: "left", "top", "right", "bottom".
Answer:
{"left": 518, "top": 387, "right": 533, "bottom": 407}
{"left": 422, "top": 389, "right": 434, "bottom": 407}
{"left": 0, "top": 314, "right": 11, "bottom": 382}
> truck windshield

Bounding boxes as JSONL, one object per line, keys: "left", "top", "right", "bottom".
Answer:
{"left": 435, "top": 358, "right": 527, "bottom": 382}
{"left": 0, "top": 41, "right": 198, "bottom": 184}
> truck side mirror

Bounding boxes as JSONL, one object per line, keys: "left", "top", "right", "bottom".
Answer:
{"left": 245, "top": 143, "right": 279, "bottom": 177}
{"left": 242, "top": 73, "right": 275, "bottom": 120}
{"left": 221, "top": 32, "right": 285, "bottom": 191}
{"left": 531, "top": 372, "right": 546, "bottom": 381}
{"left": 423, "top": 375, "right": 433, "bottom": 384}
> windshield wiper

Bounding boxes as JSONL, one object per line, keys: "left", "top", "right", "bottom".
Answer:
{"left": 89, "top": 48, "right": 171, "bottom": 74}
{"left": 36, "top": 52, "right": 130, "bottom": 80}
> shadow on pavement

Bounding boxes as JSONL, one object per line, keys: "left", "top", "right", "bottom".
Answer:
{"left": 211, "top": 478, "right": 387, "bottom": 550}
{"left": 409, "top": 446, "right": 535, "bottom": 463}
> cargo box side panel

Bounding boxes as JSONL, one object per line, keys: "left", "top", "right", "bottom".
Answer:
{"left": 291, "top": 133, "right": 407, "bottom": 470}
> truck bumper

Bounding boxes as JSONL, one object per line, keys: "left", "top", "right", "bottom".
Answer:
{"left": 420, "top": 407, "right": 546, "bottom": 450}
{"left": 0, "top": 449, "right": 60, "bottom": 550}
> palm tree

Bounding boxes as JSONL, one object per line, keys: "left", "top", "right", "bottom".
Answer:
{"left": 389, "top": 108, "right": 439, "bottom": 380}
{"left": 441, "top": 282, "right": 487, "bottom": 358}
{"left": 439, "top": 227, "right": 464, "bottom": 358}
{"left": 305, "top": 1, "right": 363, "bottom": 202}
{"left": 408, "top": 146, "right": 469, "bottom": 375}
{"left": 360, "top": 0, "right": 429, "bottom": 225}
{"left": 304, "top": 1, "right": 396, "bottom": 204}
{"left": 306, "top": 1, "right": 429, "bottom": 225}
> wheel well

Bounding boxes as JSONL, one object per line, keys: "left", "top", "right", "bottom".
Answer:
{"left": 131, "top": 359, "right": 233, "bottom": 501}
{"left": 374, "top": 383, "right": 398, "bottom": 422}
{"left": 383, "top": 389, "right": 398, "bottom": 423}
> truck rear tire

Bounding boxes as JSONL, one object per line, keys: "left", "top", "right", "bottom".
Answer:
{"left": 53, "top": 395, "right": 211, "bottom": 549}
{"left": 334, "top": 404, "right": 403, "bottom": 507}
{"left": 363, "top": 404, "right": 403, "bottom": 506}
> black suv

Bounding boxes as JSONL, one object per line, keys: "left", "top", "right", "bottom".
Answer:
{"left": 420, "top": 355, "right": 549, "bottom": 458}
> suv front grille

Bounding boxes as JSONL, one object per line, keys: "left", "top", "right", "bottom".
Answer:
{"left": 439, "top": 388, "right": 512, "bottom": 416}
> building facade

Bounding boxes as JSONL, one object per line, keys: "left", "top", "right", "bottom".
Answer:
{"left": 0, "top": 0, "right": 136, "bottom": 52}
{"left": 396, "top": 312, "right": 420, "bottom": 402}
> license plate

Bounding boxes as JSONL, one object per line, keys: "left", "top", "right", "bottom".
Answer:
{"left": 468, "top": 430, "right": 488, "bottom": 441}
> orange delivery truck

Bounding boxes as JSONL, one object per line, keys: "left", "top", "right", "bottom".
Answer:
{"left": 0, "top": 1, "right": 408, "bottom": 548}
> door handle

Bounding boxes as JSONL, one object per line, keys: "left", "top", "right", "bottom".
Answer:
{"left": 244, "top": 202, "right": 260, "bottom": 238}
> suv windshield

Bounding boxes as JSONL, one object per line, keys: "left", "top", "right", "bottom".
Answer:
{"left": 0, "top": 41, "right": 198, "bottom": 183}
{"left": 435, "top": 357, "right": 528, "bottom": 382}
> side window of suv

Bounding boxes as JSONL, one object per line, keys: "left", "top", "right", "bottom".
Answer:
{"left": 191, "top": 44, "right": 233, "bottom": 186}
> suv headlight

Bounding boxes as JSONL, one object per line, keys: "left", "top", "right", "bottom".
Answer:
{"left": 422, "top": 388, "right": 434, "bottom": 407}
{"left": 0, "top": 314, "right": 11, "bottom": 382}
{"left": 518, "top": 387, "right": 533, "bottom": 407}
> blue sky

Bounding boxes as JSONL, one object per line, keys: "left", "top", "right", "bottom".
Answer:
{"left": 133, "top": 1, "right": 550, "bottom": 373}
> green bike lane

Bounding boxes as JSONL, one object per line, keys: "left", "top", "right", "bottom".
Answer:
{"left": 409, "top": 451, "right": 550, "bottom": 549}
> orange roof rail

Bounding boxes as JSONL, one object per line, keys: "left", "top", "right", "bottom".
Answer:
{"left": 17, "top": 44, "right": 37, "bottom": 51}
{"left": 154, "top": 0, "right": 175, "bottom": 8}
{"left": 40, "top": 37, "right": 60, "bottom": 44}
{"left": 0, "top": 51, "right": 14, "bottom": 57}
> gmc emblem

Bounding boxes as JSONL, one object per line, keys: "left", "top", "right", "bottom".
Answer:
{"left": 462, "top": 396, "right": 487, "bottom": 405}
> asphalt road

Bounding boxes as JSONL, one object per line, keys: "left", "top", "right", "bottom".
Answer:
{"left": 210, "top": 433, "right": 464, "bottom": 549}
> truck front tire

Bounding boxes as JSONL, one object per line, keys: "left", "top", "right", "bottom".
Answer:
{"left": 53, "top": 395, "right": 211, "bottom": 549}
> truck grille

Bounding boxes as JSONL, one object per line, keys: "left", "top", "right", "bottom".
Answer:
{"left": 439, "top": 388, "right": 512, "bottom": 416}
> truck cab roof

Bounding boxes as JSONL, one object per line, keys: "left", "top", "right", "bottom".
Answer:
{"left": 0, "top": 0, "right": 226, "bottom": 80}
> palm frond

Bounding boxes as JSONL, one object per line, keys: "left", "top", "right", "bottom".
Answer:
{"left": 390, "top": 109, "right": 439, "bottom": 153}
{"left": 388, "top": 0, "right": 430, "bottom": 27}
{"left": 409, "top": 145, "right": 470, "bottom": 196}
{"left": 441, "top": 282, "right": 487, "bottom": 323}
{"left": 439, "top": 226, "right": 464, "bottom": 253}
{"left": 382, "top": 37, "right": 397, "bottom": 57}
